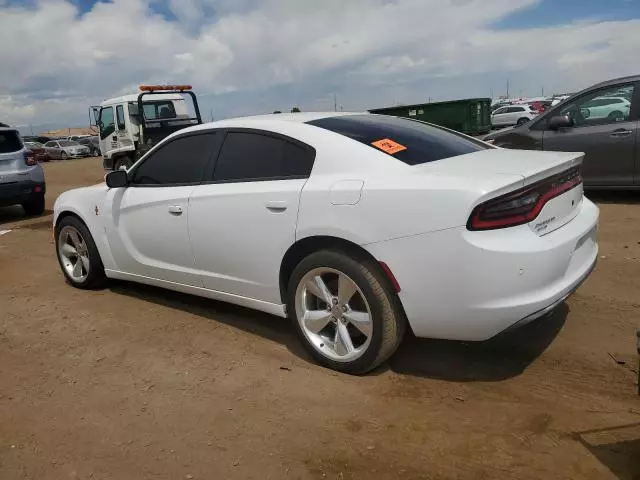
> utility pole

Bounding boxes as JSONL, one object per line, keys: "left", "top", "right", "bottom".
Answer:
{"left": 210, "top": 109, "right": 214, "bottom": 122}
{"left": 29, "top": 124, "right": 34, "bottom": 135}
{"left": 333, "top": 93, "right": 337, "bottom": 112}
{"left": 506, "top": 79, "right": 510, "bottom": 98}
{"left": 541, "top": 86, "right": 544, "bottom": 97}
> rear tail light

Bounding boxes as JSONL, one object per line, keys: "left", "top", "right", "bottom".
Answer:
{"left": 467, "top": 167, "right": 582, "bottom": 231}
{"left": 24, "top": 151, "right": 37, "bottom": 166}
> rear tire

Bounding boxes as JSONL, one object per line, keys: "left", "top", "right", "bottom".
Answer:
{"left": 608, "top": 110, "right": 624, "bottom": 121}
{"left": 55, "top": 216, "right": 107, "bottom": 289}
{"left": 516, "top": 117, "right": 529, "bottom": 126}
{"left": 60, "top": 151, "right": 68, "bottom": 160}
{"left": 22, "top": 194, "right": 45, "bottom": 216}
{"left": 287, "top": 250, "right": 406, "bottom": 374}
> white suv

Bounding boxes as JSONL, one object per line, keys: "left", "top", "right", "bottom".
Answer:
{"left": 491, "top": 105, "right": 537, "bottom": 128}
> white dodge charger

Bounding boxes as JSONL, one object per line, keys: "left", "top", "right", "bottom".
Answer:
{"left": 53, "top": 113, "right": 598, "bottom": 374}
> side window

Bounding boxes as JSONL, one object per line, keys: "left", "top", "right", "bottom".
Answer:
{"left": 99, "top": 107, "right": 115, "bottom": 139}
{"left": 556, "top": 84, "right": 635, "bottom": 128}
{"left": 212, "top": 132, "right": 314, "bottom": 182}
{"left": 493, "top": 107, "right": 506, "bottom": 115}
{"left": 130, "top": 133, "right": 215, "bottom": 186}
{"left": 116, "top": 105, "right": 126, "bottom": 130}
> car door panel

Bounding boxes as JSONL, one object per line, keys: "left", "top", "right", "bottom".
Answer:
{"left": 103, "top": 186, "right": 201, "bottom": 285}
{"left": 542, "top": 120, "right": 636, "bottom": 186}
{"left": 189, "top": 179, "right": 305, "bottom": 303}
{"left": 187, "top": 129, "right": 315, "bottom": 304}
{"left": 102, "top": 131, "right": 217, "bottom": 285}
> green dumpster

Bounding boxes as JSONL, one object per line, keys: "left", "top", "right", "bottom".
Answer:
{"left": 369, "top": 98, "right": 492, "bottom": 136}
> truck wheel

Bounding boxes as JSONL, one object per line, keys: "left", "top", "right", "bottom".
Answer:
{"left": 115, "top": 157, "right": 133, "bottom": 170}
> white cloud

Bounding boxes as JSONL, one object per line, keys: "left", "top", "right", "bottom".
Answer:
{"left": 0, "top": 0, "right": 639, "bottom": 128}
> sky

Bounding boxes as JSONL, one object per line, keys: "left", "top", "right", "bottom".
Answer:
{"left": 1, "top": 0, "right": 639, "bottom": 132}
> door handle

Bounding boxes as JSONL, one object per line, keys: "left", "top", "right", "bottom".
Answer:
{"left": 168, "top": 205, "right": 183, "bottom": 215}
{"left": 610, "top": 129, "right": 633, "bottom": 138}
{"left": 265, "top": 201, "right": 288, "bottom": 212}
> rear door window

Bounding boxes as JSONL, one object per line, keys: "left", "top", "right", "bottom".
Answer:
{"left": 212, "top": 131, "right": 315, "bottom": 182}
{"left": 0, "top": 131, "right": 22, "bottom": 153}
{"left": 307, "top": 115, "right": 488, "bottom": 166}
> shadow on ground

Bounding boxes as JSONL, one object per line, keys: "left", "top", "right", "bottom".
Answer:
{"left": 108, "top": 281, "right": 311, "bottom": 361}
{"left": 385, "top": 303, "right": 569, "bottom": 381}
{"left": 0, "top": 206, "right": 52, "bottom": 226}
{"left": 110, "top": 280, "right": 567, "bottom": 382}
{"left": 586, "top": 191, "right": 640, "bottom": 205}
{"left": 573, "top": 423, "right": 640, "bottom": 480}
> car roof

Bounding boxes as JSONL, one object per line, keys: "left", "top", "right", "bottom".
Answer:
{"left": 587, "top": 74, "right": 640, "bottom": 90}
{"left": 181, "top": 111, "right": 366, "bottom": 135}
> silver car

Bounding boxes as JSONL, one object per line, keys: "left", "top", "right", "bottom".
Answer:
{"left": 0, "top": 128, "right": 46, "bottom": 215}
{"left": 43, "top": 139, "right": 91, "bottom": 160}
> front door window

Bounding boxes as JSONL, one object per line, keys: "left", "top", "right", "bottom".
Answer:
{"left": 99, "top": 106, "right": 115, "bottom": 139}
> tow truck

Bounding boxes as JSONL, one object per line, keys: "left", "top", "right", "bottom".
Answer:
{"left": 91, "top": 85, "right": 202, "bottom": 170}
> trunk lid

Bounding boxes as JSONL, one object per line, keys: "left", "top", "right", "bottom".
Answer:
{"left": 416, "top": 148, "right": 585, "bottom": 236}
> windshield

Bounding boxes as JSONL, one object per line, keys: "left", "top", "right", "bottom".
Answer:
{"left": 307, "top": 114, "right": 489, "bottom": 166}
{"left": 59, "top": 140, "right": 80, "bottom": 147}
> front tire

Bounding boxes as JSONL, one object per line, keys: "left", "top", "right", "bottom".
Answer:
{"left": 60, "top": 151, "right": 68, "bottom": 160}
{"left": 287, "top": 250, "right": 405, "bottom": 374}
{"left": 55, "top": 216, "right": 107, "bottom": 289}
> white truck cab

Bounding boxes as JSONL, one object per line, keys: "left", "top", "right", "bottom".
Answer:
{"left": 93, "top": 85, "right": 202, "bottom": 170}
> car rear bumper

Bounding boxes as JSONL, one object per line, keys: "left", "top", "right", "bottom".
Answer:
{"left": 0, "top": 180, "right": 46, "bottom": 207}
{"left": 365, "top": 198, "right": 599, "bottom": 341}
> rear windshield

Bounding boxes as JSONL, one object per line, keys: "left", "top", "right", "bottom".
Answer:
{"left": 0, "top": 131, "right": 22, "bottom": 153}
{"left": 143, "top": 101, "right": 177, "bottom": 120}
{"left": 307, "top": 115, "right": 488, "bottom": 165}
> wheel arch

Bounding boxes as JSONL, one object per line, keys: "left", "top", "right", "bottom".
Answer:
{"left": 279, "top": 235, "right": 400, "bottom": 305}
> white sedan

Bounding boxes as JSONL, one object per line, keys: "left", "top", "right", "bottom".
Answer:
{"left": 53, "top": 113, "right": 599, "bottom": 374}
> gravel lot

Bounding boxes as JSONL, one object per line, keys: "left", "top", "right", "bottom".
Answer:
{"left": 1, "top": 159, "right": 639, "bottom": 479}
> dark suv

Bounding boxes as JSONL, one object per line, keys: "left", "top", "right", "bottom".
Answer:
{"left": 0, "top": 128, "right": 46, "bottom": 215}
{"left": 484, "top": 75, "right": 640, "bottom": 188}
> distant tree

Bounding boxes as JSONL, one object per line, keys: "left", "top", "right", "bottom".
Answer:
{"left": 291, "top": 107, "right": 301, "bottom": 113}
{"left": 273, "top": 110, "right": 282, "bottom": 114}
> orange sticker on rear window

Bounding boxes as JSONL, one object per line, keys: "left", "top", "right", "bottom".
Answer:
{"left": 371, "top": 138, "right": 407, "bottom": 155}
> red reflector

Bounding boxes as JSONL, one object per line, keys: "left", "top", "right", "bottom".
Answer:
{"left": 33, "top": 186, "right": 42, "bottom": 193}
{"left": 379, "top": 262, "right": 401, "bottom": 293}
{"left": 468, "top": 167, "right": 582, "bottom": 231}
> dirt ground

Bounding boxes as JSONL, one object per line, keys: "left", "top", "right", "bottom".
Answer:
{"left": 1, "top": 159, "right": 639, "bottom": 480}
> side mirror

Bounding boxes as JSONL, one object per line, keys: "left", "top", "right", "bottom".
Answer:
{"left": 548, "top": 115, "right": 573, "bottom": 130}
{"left": 105, "top": 169, "right": 128, "bottom": 188}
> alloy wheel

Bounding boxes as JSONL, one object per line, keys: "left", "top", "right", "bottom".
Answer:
{"left": 57, "top": 225, "right": 90, "bottom": 283}
{"left": 295, "top": 267, "right": 373, "bottom": 362}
